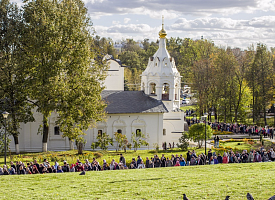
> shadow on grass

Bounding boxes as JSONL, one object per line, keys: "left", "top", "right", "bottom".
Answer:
{"left": 108, "top": 177, "right": 166, "bottom": 183}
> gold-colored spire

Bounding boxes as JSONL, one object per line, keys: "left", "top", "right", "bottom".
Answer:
{"left": 159, "top": 15, "right": 167, "bottom": 38}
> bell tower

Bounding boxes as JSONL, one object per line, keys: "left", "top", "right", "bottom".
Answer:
{"left": 141, "top": 16, "right": 182, "bottom": 111}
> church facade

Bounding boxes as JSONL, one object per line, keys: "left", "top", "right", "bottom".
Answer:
{"left": 9, "top": 22, "right": 187, "bottom": 152}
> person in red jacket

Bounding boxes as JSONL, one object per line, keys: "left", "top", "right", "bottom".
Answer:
{"left": 222, "top": 153, "right": 228, "bottom": 164}
{"left": 76, "top": 163, "right": 84, "bottom": 172}
{"left": 174, "top": 160, "right": 180, "bottom": 166}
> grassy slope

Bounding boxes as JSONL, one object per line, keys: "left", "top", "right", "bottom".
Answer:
{"left": 1, "top": 162, "right": 274, "bottom": 199}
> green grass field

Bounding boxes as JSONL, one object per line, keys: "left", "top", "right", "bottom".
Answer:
{"left": 0, "top": 162, "right": 274, "bottom": 199}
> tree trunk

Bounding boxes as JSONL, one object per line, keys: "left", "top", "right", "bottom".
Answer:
{"left": 42, "top": 116, "right": 49, "bottom": 152}
{"left": 235, "top": 79, "right": 242, "bottom": 123}
{"left": 77, "top": 142, "right": 83, "bottom": 154}
{"left": 214, "top": 107, "right": 217, "bottom": 122}
{"left": 13, "top": 135, "right": 20, "bottom": 154}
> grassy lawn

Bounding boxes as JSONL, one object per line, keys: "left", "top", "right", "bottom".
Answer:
{"left": 0, "top": 162, "right": 274, "bottom": 199}
{"left": 221, "top": 141, "right": 253, "bottom": 150}
{"left": 180, "top": 105, "right": 196, "bottom": 111}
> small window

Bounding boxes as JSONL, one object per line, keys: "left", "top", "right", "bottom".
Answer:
{"left": 98, "top": 130, "right": 103, "bottom": 137}
{"left": 163, "top": 129, "right": 166, "bottom": 136}
{"left": 136, "top": 129, "right": 141, "bottom": 137}
{"left": 117, "top": 129, "right": 122, "bottom": 134}
{"left": 165, "top": 63, "right": 167, "bottom": 66}
{"left": 54, "top": 126, "right": 60, "bottom": 135}
{"left": 155, "top": 63, "right": 157, "bottom": 66}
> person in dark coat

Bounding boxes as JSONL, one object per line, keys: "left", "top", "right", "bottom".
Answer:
{"left": 154, "top": 155, "right": 161, "bottom": 167}
{"left": 207, "top": 149, "right": 213, "bottom": 164}
{"left": 18, "top": 165, "right": 26, "bottom": 175}
{"left": 62, "top": 161, "right": 70, "bottom": 172}
{"left": 186, "top": 151, "right": 191, "bottom": 166}
{"left": 161, "top": 154, "right": 166, "bottom": 167}
{"left": 145, "top": 157, "right": 150, "bottom": 168}
{"left": 217, "top": 154, "right": 223, "bottom": 163}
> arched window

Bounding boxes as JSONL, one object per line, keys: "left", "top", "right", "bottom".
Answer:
{"left": 136, "top": 129, "right": 141, "bottom": 137}
{"left": 149, "top": 83, "right": 156, "bottom": 95}
{"left": 117, "top": 129, "right": 122, "bottom": 134}
{"left": 162, "top": 83, "right": 169, "bottom": 100}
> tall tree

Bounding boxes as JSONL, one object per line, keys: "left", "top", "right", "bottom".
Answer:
{"left": 22, "top": 0, "right": 106, "bottom": 151}
{"left": 252, "top": 44, "right": 274, "bottom": 125}
{"left": 232, "top": 48, "right": 253, "bottom": 122}
{"left": 213, "top": 48, "right": 238, "bottom": 122}
{"left": 0, "top": 0, "right": 34, "bottom": 154}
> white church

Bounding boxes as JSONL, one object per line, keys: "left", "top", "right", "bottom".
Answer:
{"left": 9, "top": 22, "right": 187, "bottom": 152}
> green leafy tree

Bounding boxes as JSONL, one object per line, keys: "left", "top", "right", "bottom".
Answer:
{"left": 122, "top": 138, "right": 131, "bottom": 152}
{"left": 213, "top": 48, "right": 238, "bottom": 122}
{"left": 114, "top": 132, "right": 126, "bottom": 151}
{"left": 22, "top": 0, "right": 106, "bottom": 151}
{"left": 251, "top": 44, "right": 273, "bottom": 125}
{"left": 22, "top": 0, "right": 66, "bottom": 152}
{"left": 188, "top": 123, "right": 213, "bottom": 148}
{"left": 176, "top": 132, "right": 189, "bottom": 150}
{"left": 131, "top": 131, "right": 149, "bottom": 151}
{"left": 0, "top": 0, "right": 34, "bottom": 154}
{"left": 0, "top": 124, "right": 11, "bottom": 153}
{"left": 232, "top": 48, "right": 254, "bottom": 123}
{"left": 114, "top": 132, "right": 131, "bottom": 152}
{"left": 92, "top": 133, "right": 113, "bottom": 151}
{"left": 93, "top": 35, "right": 117, "bottom": 58}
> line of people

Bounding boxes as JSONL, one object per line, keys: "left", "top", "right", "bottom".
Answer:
{"left": 205, "top": 147, "right": 275, "bottom": 165}
{"left": 187, "top": 119, "right": 275, "bottom": 138}
{"left": 1, "top": 147, "right": 275, "bottom": 175}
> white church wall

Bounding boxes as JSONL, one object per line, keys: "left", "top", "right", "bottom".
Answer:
{"left": 90, "top": 113, "right": 163, "bottom": 150}
{"left": 9, "top": 111, "right": 71, "bottom": 152}
{"left": 9, "top": 112, "right": 164, "bottom": 152}
{"left": 162, "top": 111, "right": 185, "bottom": 145}
{"left": 104, "top": 59, "right": 124, "bottom": 91}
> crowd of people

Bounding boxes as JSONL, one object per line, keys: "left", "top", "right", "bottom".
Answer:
{"left": 186, "top": 118, "right": 275, "bottom": 139}
{"left": 205, "top": 147, "right": 275, "bottom": 165}
{"left": 1, "top": 147, "right": 275, "bottom": 175}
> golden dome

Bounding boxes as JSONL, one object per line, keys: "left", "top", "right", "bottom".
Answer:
{"left": 159, "top": 16, "right": 167, "bottom": 38}
{"left": 159, "top": 28, "right": 167, "bottom": 38}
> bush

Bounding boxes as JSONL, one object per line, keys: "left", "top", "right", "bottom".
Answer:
{"left": 213, "top": 130, "right": 234, "bottom": 135}
{"left": 177, "top": 132, "right": 189, "bottom": 151}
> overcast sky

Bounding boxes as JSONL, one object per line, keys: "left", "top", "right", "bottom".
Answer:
{"left": 15, "top": 0, "right": 275, "bottom": 50}
{"left": 87, "top": 0, "right": 275, "bottom": 50}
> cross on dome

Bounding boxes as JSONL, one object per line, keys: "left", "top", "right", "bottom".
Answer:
{"left": 159, "top": 15, "right": 167, "bottom": 39}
